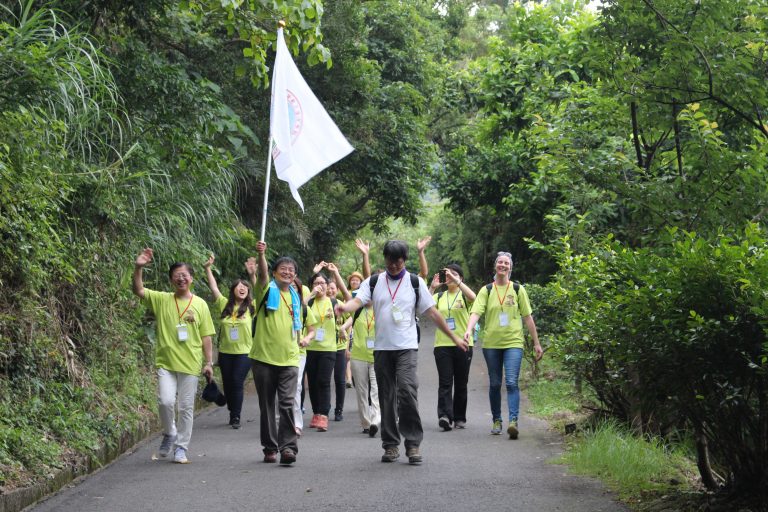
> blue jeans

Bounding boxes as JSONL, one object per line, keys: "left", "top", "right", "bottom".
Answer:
{"left": 482, "top": 347, "right": 523, "bottom": 422}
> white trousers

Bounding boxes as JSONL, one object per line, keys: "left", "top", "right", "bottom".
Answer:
{"left": 293, "top": 355, "right": 307, "bottom": 430}
{"left": 351, "top": 359, "right": 380, "bottom": 429}
{"left": 157, "top": 368, "right": 199, "bottom": 450}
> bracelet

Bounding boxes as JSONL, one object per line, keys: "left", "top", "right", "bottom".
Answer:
{"left": 205, "top": 361, "right": 213, "bottom": 367}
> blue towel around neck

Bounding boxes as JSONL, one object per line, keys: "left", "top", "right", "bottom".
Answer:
{"left": 266, "top": 280, "right": 302, "bottom": 332}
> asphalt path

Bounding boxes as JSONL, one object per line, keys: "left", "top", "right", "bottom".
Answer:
{"left": 31, "top": 320, "right": 627, "bottom": 512}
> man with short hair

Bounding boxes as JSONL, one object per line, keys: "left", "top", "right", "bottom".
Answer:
{"left": 336, "top": 240, "right": 468, "bottom": 465}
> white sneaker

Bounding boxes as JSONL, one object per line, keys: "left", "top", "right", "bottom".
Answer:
{"left": 173, "top": 446, "right": 189, "bottom": 464}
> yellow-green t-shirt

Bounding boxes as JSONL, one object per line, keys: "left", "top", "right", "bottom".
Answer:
{"left": 432, "top": 290, "right": 474, "bottom": 348}
{"left": 249, "top": 282, "right": 313, "bottom": 367}
{"left": 214, "top": 296, "right": 254, "bottom": 355}
{"left": 299, "top": 304, "right": 320, "bottom": 357}
{"left": 350, "top": 307, "right": 376, "bottom": 363}
{"left": 306, "top": 297, "right": 343, "bottom": 353}
{"left": 469, "top": 283, "right": 532, "bottom": 349}
{"left": 142, "top": 289, "right": 215, "bottom": 375}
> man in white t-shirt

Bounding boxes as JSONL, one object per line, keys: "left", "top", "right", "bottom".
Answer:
{"left": 336, "top": 240, "right": 467, "bottom": 465}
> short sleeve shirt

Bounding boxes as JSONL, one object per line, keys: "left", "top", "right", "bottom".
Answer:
{"left": 142, "top": 289, "right": 215, "bottom": 375}
{"left": 470, "top": 283, "right": 532, "bottom": 349}
{"left": 214, "top": 296, "right": 254, "bottom": 355}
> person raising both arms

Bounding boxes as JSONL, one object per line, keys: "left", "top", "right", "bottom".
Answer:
{"left": 463, "top": 251, "right": 543, "bottom": 440}
{"left": 202, "top": 255, "right": 255, "bottom": 430}
{"left": 428, "top": 263, "right": 476, "bottom": 431}
{"left": 132, "top": 248, "right": 215, "bottom": 464}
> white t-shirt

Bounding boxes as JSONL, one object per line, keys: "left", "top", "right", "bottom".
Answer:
{"left": 355, "top": 271, "right": 435, "bottom": 350}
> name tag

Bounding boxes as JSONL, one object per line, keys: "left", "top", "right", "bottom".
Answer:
{"left": 315, "top": 328, "right": 326, "bottom": 342}
{"left": 446, "top": 317, "right": 456, "bottom": 331}
{"left": 229, "top": 326, "right": 239, "bottom": 341}
{"left": 177, "top": 324, "right": 188, "bottom": 342}
{"left": 366, "top": 337, "right": 375, "bottom": 349}
{"left": 499, "top": 312, "right": 509, "bottom": 327}
{"left": 392, "top": 306, "right": 404, "bottom": 323}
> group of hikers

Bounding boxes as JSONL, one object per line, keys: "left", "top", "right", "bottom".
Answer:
{"left": 132, "top": 237, "right": 542, "bottom": 466}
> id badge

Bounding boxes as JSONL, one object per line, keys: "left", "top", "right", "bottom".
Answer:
{"left": 446, "top": 317, "right": 456, "bottom": 331}
{"left": 499, "top": 312, "right": 509, "bottom": 327}
{"left": 315, "top": 328, "right": 326, "bottom": 342}
{"left": 229, "top": 326, "right": 239, "bottom": 341}
{"left": 366, "top": 337, "right": 375, "bottom": 349}
{"left": 392, "top": 306, "right": 404, "bottom": 323}
{"left": 177, "top": 323, "right": 188, "bottom": 342}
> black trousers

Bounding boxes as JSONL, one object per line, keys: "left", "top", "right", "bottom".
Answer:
{"left": 305, "top": 350, "right": 336, "bottom": 416}
{"left": 218, "top": 352, "right": 251, "bottom": 421}
{"left": 333, "top": 348, "right": 347, "bottom": 414}
{"left": 251, "top": 360, "right": 298, "bottom": 454}
{"left": 434, "top": 346, "right": 473, "bottom": 423}
{"left": 374, "top": 349, "right": 423, "bottom": 450}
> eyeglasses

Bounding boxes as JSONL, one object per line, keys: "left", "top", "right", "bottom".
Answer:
{"left": 496, "top": 251, "right": 512, "bottom": 259}
{"left": 172, "top": 272, "right": 191, "bottom": 279}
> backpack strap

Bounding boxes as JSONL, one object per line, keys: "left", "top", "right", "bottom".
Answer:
{"left": 251, "top": 288, "right": 271, "bottom": 337}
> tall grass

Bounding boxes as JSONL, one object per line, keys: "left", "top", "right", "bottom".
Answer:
{"left": 559, "top": 419, "right": 695, "bottom": 496}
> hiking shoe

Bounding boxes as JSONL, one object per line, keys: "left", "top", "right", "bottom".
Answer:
{"left": 406, "top": 447, "right": 422, "bottom": 465}
{"left": 491, "top": 419, "right": 502, "bottom": 435}
{"left": 309, "top": 414, "right": 320, "bottom": 428}
{"left": 279, "top": 448, "right": 296, "bottom": 465}
{"left": 295, "top": 427, "right": 302, "bottom": 438}
{"left": 158, "top": 434, "right": 175, "bottom": 457}
{"left": 172, "top": 446, "right": 189, "bottom": 464}
{"left": 362, "top": 428, "right": 370, "bottom": 434}
{"left": 316, "top": 415, "right": 328, "bottom": 432}
{"left": 231, "top": 417, "right": 241, "bottom": 430}
{"left": 454, "top": 420, "right": 466, "bottom": 429}
{"left": 334, "top": 411, "right": 343, "bottom": 422}
{"left": 381, "top": 447, "right": 400, "bottom": 463}
{"left": 346, "top": 381, "right": 353, "bottom": 389}
{"left": 507, "top": 420, "right": 519, "bottom": 440}
{"left": 369, "top": 424, "right": 378, "bottom": 438}
{"left": 263, "top": 450, "right": 277, "bottom": 463}
{"left": 439, "top": 416, "right": 452, "bottom": 431}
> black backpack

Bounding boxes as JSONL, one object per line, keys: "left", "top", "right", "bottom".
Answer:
{"left": 354, "top": 272, "right": 421, "bottom": 343}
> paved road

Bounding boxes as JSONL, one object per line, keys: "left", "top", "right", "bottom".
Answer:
{"left": 32, "top": 320, "right": 626, "bottom": 512}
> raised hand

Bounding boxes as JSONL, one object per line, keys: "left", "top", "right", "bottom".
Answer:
{"left": 135, "top": 248, "right": 153, "bottom": 267}
{"left": 256, "top": 241, "right": 267, "bottom": 254}
{"left": 313, "top": 261, "right": 328, "bottom": 274}
{"left": 417, "top": 236, "right": 432, "bottom": 252}
{"left": 354, "top": 239, "right": 369, "bottom": 255}
{"left": 203, "top": 255, "right": 214, "bottom": 268}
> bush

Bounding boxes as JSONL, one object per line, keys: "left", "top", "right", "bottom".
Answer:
{"left": 555, "top": 224, "right": 768, "bottom": 496}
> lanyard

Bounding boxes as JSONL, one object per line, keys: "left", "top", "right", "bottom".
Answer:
{"left": 175, "top": 295, "right": 193, "bottom": 322}
{"left": 386, "top": 274, "right": 405, "bottom": 303}
{"left": 493, "top": 282, "right": 510, "bottom": 309}
{"left": 444, "top": 290, "right": 460, "bottom": 317}
{"left": 280, "top": 291, "right": 293, "bottom": 318}
{"left": 315, "top": 297, "right": 331, "bottom": 322}
{"left": 364, "top": 309, "right": 374, "bottom": 334}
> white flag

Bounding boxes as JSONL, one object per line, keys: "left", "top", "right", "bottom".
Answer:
{"left": 270, "top": 28, "right": 354, "bottom": 210}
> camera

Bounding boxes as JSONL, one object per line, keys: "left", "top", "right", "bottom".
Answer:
{"left": 439, "top": 269, "right": 447, "bottom": 283}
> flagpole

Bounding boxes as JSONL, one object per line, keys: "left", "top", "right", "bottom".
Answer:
{"left": 260, "top": 135, "right": 273, "bottom": 242}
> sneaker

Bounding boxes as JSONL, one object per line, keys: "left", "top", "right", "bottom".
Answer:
{"left": 263, "top": 450, "right": 277, "bottom": 463}
{"left": 231, "top": 417, "right": 241, "bottom": 430}
{"left": 295, "top": 427, "right": 302, "bottom": 438}
{"left": 316, "top": 415, "right": 328, "bottom": 432}
{"left": 158, "top": 434, "right": 175, "bottom": 457}
{"left": 439, "top": 416, "right": 452, "bottom": 431}
{"left": 381, "top": 446, "right": 400, "bottom": 463}
{"left": 345, "top": 381, "right": 353, "bottom": 389}
{"left": 334, "top": 411, "right": 343, "bottom": 422}
{"left": 454, "top": 420, "right": 466, "bottom": 429}
{"left": 309, "top": 414, "right": 320, "bottom": 428}
{"left": 368, "top": 424, "right": 378, "bottom": 438}
{"left": 491, "top": 419, "right": 502, "bottom": 435}
{"left": 279, "top": 448, "right": 296, "bottom": 465}
{"left": 362, "top": 428, "right": 370, "bottom": 434}
{"left": 172, "top": 446, "right": 189, "bottom": 464}
{"left": 406, "top": 447, "right": 422, "bottom": 465}
{"left": 507, "top": 420, "right": 519, "bottom": 440}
